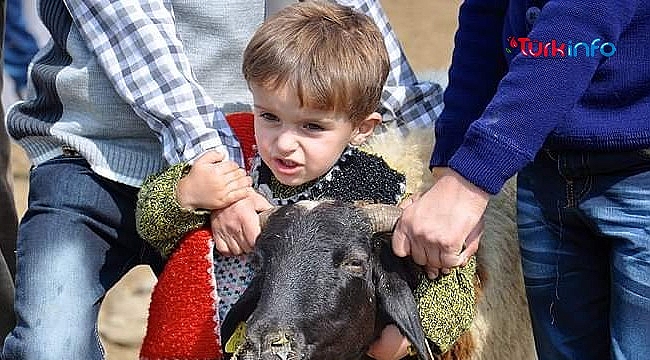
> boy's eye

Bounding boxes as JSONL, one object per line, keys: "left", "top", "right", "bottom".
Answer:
{"left": 261, "top": 113, "right": 279, "bottom": 122}
{"left": 304, "top": 123, "right": 324, "bottom": 131}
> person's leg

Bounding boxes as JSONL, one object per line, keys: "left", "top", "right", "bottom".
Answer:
{"left": 0, "top": 130, "right": 17, "bottom": 277}
{"left": 0, "top": 129, "right": 17, "bottom": 348}
{"left": 3, "top": 0, "right": 39, "bottom": 96}
{"left": 2, "top": 154, "right": 163, "bottom": 359}
{"left": 577, "top": 150, "right": 650, "bottom": 360}
{"left": 0, "top": 134, "right": 18, "bottom": 340}
{"left": 517, "top": 151, "right": 610, "bottom": 360}
{"left": 0, "top": 251, "right": 14, "bottom": 349}
{"left": 0, "top": 0, "right": 19, "bottom": 347}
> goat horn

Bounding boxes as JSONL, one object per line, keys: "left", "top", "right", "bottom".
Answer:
{"left": 359, "top": 203, "right": 402, "bottom": 233}
{"left": 258, "top": 207, "right": 280, "bottom": 228}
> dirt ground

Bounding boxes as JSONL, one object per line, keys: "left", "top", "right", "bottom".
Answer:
{"left": 7, "top": 1, "right": 462, "bottom": 358}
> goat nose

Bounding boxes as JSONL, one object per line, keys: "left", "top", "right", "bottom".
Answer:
{"left": 264, "top": 331, "right": 293, "bottom": 360}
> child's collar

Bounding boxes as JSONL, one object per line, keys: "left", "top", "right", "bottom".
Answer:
{"left": 251, "top": 147, "right": 355, "bottom": 206}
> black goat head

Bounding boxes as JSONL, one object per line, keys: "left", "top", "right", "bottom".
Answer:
{"left": 221, "top": 200, "right": 431, "bottom": 360}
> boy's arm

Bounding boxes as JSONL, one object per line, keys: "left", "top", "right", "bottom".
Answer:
{"left": 136, "top": 152, "right": 252, "bottom": 256}
{"left": 336, "top": 0, "right": 443, "bottom": 131}
{"left": 136, "top": 163, "right": 209, "bottom": 257}
{"left": 63, "top": 0, "right": 242, "bottom": 166}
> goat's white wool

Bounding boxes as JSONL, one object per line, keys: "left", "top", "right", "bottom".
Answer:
{"left": 362, "top": 125, "right": 537, "bottom": 360}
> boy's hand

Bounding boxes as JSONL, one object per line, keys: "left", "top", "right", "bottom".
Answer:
{"left": 176, "top": 151, "right": 252, "bottom": 211}
{"left": 210, "top": 191, "right": 273, "bottom": 256}
{"left": 367, "top": 325, "right": 410, "bottom": 360}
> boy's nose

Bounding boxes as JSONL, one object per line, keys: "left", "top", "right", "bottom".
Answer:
{"left": 275, "top": 131, "right": 298, "bottom": 154}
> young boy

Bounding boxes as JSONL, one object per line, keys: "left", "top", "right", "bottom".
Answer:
{"left": 137, "top": 2, "right": 476, "bottom": 359}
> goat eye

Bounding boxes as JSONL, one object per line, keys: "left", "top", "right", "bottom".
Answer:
{"left": 340, "top": 258, "right": 366, "bottom": 275}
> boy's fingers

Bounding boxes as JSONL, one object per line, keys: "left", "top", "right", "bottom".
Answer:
{"left": 221, "top": 174, "right": 251, "bottom": 191}
{"left": 240, "top": 218, "right": 260, "bottom": 250}
{"left": 213, "top": 239, "right": 231, "bottom": 256}
{"left": 223, "top": 187, "right": 253, "bottom": 206}
{"left": 233, "top": 229, "right": 253, "bottom": 253}
{"left": 213, "top": 160, "right": 244, "bottom": 174}
{"left": 213, "top": 234, "right": 238, "bottom": 256}
{"left": 195, "top": 150, "right": 226, "bottom": 164}
{"left": 214, "top": 172, "right": 251, "bottom": 196}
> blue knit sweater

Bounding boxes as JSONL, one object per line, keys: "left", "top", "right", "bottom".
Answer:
{"left": 432, "top": 0, "right": 650, "bottom": 194}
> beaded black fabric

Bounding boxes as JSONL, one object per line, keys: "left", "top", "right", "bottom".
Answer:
{"left": 251, "top": 147, "right": 406, "bottom": 206}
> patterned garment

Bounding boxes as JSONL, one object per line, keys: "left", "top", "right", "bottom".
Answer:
{"left": 214, "top": 255, "right": 256, "bottom": 321}
{"left": 253, "top": 147, "right": 406, "bottom": 206}
{"left": 137, "top": 147, "right": 407, "bottom": 319}
{"left": 138, "top": 126, "right": 478, "bottom": 354}
{"left": 215, "top": 148, "right": 406, "bottom": 319}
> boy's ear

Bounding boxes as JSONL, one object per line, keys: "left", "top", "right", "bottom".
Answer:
{"left": 350, "top": 112, "right": 381, "bottom": 146}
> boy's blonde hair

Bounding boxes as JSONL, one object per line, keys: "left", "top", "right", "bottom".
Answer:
{"left": 243, "top": 1, "right": 389, "bottom": 124}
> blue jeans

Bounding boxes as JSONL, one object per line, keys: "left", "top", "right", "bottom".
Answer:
{"left": 517, "top": 149, "right": 650, "bottom": 360}
{"left": 2, "top": 155, "right": 164, "bottom": 359}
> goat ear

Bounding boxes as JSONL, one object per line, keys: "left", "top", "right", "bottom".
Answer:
{"left": 373, "top": 247, "right": 432, "bottom": 360}
{"left": 221, "top": 277, "right": 262, "bottom": 347}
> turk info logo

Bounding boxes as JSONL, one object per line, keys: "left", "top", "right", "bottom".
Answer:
{"left": 505, "top": 36, "right": 617, "bottom": 58}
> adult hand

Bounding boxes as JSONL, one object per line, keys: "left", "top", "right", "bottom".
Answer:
{"left": 366, "top": 325, "right": 410, "bottom": 360}
{"left": 392, "top": 167, "right": 489, "bottom": 279}
{"left": 176, "top": 151, "right": 252, "bottom": 210}
{"left": 210, "top": 191, "right": 273, "bottom": 256}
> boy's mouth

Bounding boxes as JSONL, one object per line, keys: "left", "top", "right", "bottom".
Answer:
{"left": 274, "top": 158, "right": 301, "bottom": 173}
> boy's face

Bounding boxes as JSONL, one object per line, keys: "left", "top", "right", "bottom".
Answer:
{"left": 250, "top": 83, "right": 378, "bottom": 186}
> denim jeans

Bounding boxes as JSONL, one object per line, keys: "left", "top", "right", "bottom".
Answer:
{"left": 517, "top": 149, "right": 650, "bottom": 360}
{"left": 2, "top": 155, "right": 164, "bottom": 359}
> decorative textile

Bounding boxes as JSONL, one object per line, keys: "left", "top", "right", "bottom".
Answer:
{"left": 252, "top": 147, "right": 406, "bottom": 206}
{"left": 136, "top": 162, "right": 209, "bottom": 257}
{"left": 139, "top": 112, "right": 259, "bottom": 359}
{"left": 136, "top": 113, "right": 258, "bottom": 257}
{"left": 414, "top": 256, "right": 478, "bottom": 354}
{"left": 139, "top": 145, "right": 408, "bottom": 317}
{"left": 140, "top": 228, "right": 222, "bottom": 360}
{"left": 225, "top": 112, "right": 257, "bottom": 172}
